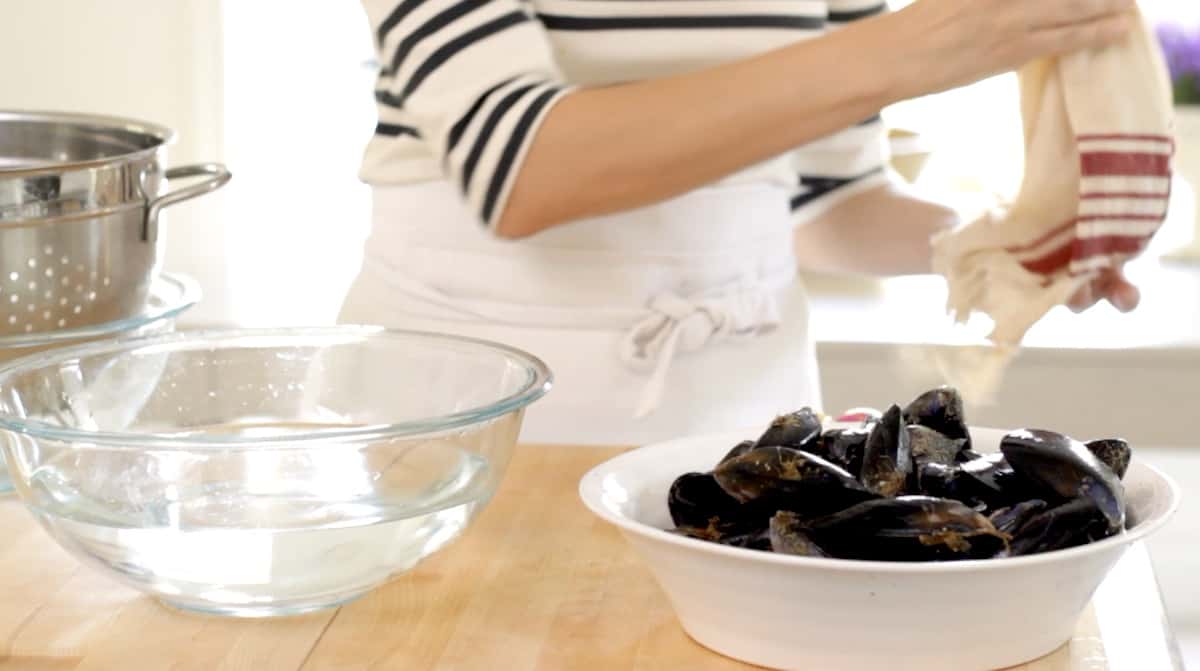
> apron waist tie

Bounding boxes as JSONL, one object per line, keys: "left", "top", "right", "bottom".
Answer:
{"left": 619, "top": 289, "right": 780, "bottom": 419}
{"left": 358, "top": 257, "right": 792, "bottom": 420}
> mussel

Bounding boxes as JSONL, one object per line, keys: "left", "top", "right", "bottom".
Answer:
{"left": 860, "top": 405, "right": 913, "bottom": 497}
{"left": 914, "top": 461, "right": 957, "bottom": 496}
{"left": 769, "top": 511, "right": 828, "bottom": 557}
{"left": 953, "top": 453, "right": 1037, "bottom": 510}
{"left": 1004, "top": 497, "right": 1118, "bottom": 556}
{"left": 1085, "top": 438, "right": 1132, "bottom": 480}
{"left": 805, "top": 496, "right": 1009, "bottom": 561}
{"left": 988, "top": 499, "right": 1048, "bottom": 537}
{"left": 668, "top": 472, "right": 769, "bottom": 537}
{"left": 914, "top": 461, "right": 1004, "bottom": 511}
{"left": 672, "top": 525, "right": 772, "bottom": 551}
{"left": 663, "top": 388, "right": 1137, "bottom": 563}
{"left": 714, "top": 445, "right": 875, "bottom": 516}
{"left": 1000, "top": 429, "right": 1126, "bottom": 532}
{"left": 819, "top": 427, "right": 869, "bottom": 477}
{"left": 755, "top": 408, "right": 822, "bottom": 451}
{"left": 959, "top": 453, "right": 1011, "bottom": 491}
{"left": 907, "top": 424, "right": 966, "bottom": 467}
{"left": 719, "top": 439, "right": 757, "bottom": 466}
{"left": 956, "top": 448, "right": 985, "bottom": 464}
{"left": 719, "top": 528, "right": 774, "bottom": 551}
{"left": 903, "top": 386, "right": 970, "bottom": 447}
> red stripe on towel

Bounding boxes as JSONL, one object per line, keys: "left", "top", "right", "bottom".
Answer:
{"left": 1004, "top": 212, "right": 1164, "bottom": 256}
{"left": 1081, "top": 152, "right": 1172, "bottom": 177}
{"left": 1004, "top": 219, "right": 1075, "bottom": 254}
{"left": 1076, "top": 133, "right": 1175, "bottom": 144}
{"left": 1019, "top": 243, "right": 1074, "bottom": 275}
{"left": 1071, "top": 234, "right": 1151, "bottom": 260}
{"left": 1076, "top": 213, "right": 1165, "bottom": 223}
{"left": 1020, "top": 234, "right": 1151, "bottom": 276}
{"left": 1080, "top": 192, "right": 1171, "bottom": 200}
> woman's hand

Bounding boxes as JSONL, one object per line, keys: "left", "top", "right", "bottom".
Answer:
{"left": 888, "top": 0, "right": 1138, "bottom": 97}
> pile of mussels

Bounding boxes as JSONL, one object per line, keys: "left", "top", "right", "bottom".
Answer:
{"left": 667, "top": 387, "right": 1133, "bottom": 562}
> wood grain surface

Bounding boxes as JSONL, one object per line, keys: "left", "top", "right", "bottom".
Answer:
{"left": 0, "top": 445, "right": 1182, "bottom": 670}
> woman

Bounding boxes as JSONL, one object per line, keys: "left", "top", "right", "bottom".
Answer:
{"left": 340, "top": 0, "right": 1140, "bottom": 445}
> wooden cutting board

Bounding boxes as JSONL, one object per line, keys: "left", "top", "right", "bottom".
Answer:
{"left": 0, "top": 445, "right": 1183, "bottom": 670}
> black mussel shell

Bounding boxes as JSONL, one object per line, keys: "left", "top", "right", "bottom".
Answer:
{"left": 668, "top": 472, "right": 770, "bottom": 534}
{"left": 914, "top": 462, "right": 956, "bottom": 496}
{"left": 903, "top": 386, "right": 970, "bottom": 447}
{"left": 916, "top": 460, "right": 1015, "bottom": 512}
{"left": 719, "top": 440, "right": 757, "bottom": 467}
{"left": 819, "top": 427, "right": 869, "bottom": 476}
{"left": 671, "top": 524, "right": 771, "bottom": 550}
{"left": 1085, "top": 438, "right": 1132, "bottom": 480}
{"left": 669, "top": 392, "right": 1137, "bottom": 562}
{"left": 860, "top": 405, "right": 913, "bottom": 497}
{"left": 714, "top": 446, "right": 875, "bottom": 516}
{"left": 988, "top": 499, "right": 1048, "bottom": 537}
{"left": 959, "top": 453, "right": 1011, "bottom": 491}
{"left": 908, "top": 424, "right": 966, "bottom": 467}
{"left": 956, "top": 453, "right": 1036, "bottom": 507}
{"left": 1000, "top": 429, "right": 1126, "bottom": 532}
{"left": 720, "top": 528, "right": 773, "bottom": 551}
{"left": 956, "top": 448, "right": 985, "bottom": 463}
{"left": 769, "top": 511, "right": 828, "bottom": 557}
{"left": 1004, "top": 497, "right": 1118, "bottom": 556}
{"left": 756, "top": 408, "right": 823, "bottom": 451}
{"left": 805, "top": 495, "right": 1009, "bottom": 561}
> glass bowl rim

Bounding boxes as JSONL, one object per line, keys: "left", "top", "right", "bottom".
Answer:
{"left": 0, "top": 325, "right": 553, "bottom": 449}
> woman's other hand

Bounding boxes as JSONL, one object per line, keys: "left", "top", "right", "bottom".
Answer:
{"left": 1068, "top": 268, "right": 1141, "bottom": 313}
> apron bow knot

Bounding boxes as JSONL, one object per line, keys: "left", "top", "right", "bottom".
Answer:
{"left": 620, "top": 288, "right": 780, "bottom": 419}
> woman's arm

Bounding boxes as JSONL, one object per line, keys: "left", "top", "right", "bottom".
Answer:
{"left": 497, "top": 0, "right": 1135, "bottom": 239}
{"left": 792, "top": 181, "right": 960, "bottom": 276}
{"left": 789, "top": 179, "right": 1142, "bottom": 312}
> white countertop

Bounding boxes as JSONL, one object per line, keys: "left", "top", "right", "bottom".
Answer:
{"left": 806, "top": 255, "right": 1200, "bottom": 352}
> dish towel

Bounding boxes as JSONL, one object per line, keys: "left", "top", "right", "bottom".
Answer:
{"left": 932, "top": 10, "right": 1177, "bottom": 354}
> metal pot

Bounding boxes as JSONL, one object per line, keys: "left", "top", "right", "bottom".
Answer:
{"left": 0, "top": 110, "right": 229, "bottom": 336}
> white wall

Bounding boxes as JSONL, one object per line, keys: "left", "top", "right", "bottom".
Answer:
{"left": 0, "top": 0, "right": 231, "bottom": 324}
{"left": 0, "top": 1, "right": 380, "bottom": 328}
{"left": 219, "top": 1, "right": 377, "bottom": 327}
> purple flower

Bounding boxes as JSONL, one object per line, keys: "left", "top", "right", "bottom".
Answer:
{"left": 1157, "top": 24, "right": 1200, "bottom": 78}
{"left": 1156, "top": 21, "right": 1200, "bottom": 103}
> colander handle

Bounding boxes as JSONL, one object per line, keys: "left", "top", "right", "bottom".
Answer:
{"left": 142, "top": 163, "right": 233, "bottom": 242}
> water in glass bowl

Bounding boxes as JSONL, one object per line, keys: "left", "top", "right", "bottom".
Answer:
{"left": 21, "top": 421, "right": 494, "bottom": 617}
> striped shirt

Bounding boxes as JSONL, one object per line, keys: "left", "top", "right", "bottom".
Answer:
{"left": 359, "top": 0, "right": 891, "bottom": 229}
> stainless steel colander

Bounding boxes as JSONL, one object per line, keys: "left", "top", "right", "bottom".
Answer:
{"left": 0, "top": 271, "right": 200, "bottom": 493}
{"left": 0, "top": 110, "right": 229, "bottom": 337}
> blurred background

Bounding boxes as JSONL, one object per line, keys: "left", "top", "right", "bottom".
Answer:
{"left": 0, "top": 0, "right": 1197, "bottom": 663}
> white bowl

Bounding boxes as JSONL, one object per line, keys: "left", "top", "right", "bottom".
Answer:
{"left": 579, "top": 427, "right": 1179, "bottom": 671}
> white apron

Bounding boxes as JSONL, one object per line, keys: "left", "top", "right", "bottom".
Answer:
{"left": 337, "top": 179, "right": 821, "bottom": 446}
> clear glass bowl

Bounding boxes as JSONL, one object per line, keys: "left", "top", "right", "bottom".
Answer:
{"left": 0, "top": 272, "right": 199, "bottom": 493}
{"left": 0, "top": 327, "right": 552, "bottom": 617}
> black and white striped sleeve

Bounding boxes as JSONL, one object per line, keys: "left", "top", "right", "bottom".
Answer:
{"left": 363, "top": 1, "right": 573, "bottom": 229}
{"left": 827, "top": 0, "right": 888, "bottom": 24}
{"left": 788, "top": 0, "right": 891, "bottom": 218}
